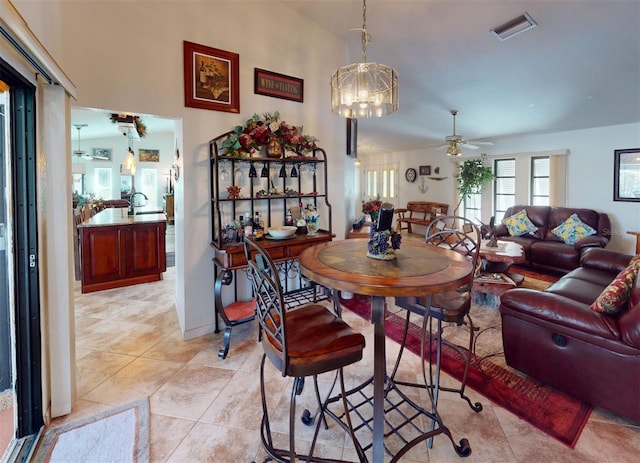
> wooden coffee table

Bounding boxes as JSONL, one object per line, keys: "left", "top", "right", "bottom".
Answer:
{"left": 473, "top": 239, "right": 526, "bottom": 296}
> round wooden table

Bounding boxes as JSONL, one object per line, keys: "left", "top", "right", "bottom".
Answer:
{"left": 298, "top": 239, "right": 473, "bottom": 462}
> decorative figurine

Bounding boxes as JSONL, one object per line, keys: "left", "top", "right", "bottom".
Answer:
{"left": 227, "top": 185, "right": 241, "bottom": 199}
{"left": 367, "top": 203, "right": 402, "bottom": 260}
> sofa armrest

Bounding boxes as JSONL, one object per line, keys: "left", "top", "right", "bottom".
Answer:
{"left": 574, "top": 235, "right": 609, "bottom": 251}
{"left": 580, "top": 248, "right": 633, "bottom": 274}
{"left": 500, "top": 288, "right": 619, "bottom": 339}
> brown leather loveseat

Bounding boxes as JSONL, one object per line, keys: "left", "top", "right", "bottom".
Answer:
{"left": 493, "top": 205, "right": 611, "bottom": 274}
{"left": 500, "top": 248, "right": 640, "bottom": 423}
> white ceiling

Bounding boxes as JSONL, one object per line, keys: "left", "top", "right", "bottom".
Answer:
{"left": 72, "top": 1, "right": 640, "bottom": 155}
{"left": 70, "top": 106, "right": 176, "bottom": 141}
{"left": 284, "top": 0, "right": 640, "bottom": 154}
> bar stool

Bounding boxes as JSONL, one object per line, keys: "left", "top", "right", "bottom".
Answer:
{"left": 243, "top": 237, "right": 366, "bottom": 463}
{"left": 390, "top": 216, "right": 483, "bottom": 444}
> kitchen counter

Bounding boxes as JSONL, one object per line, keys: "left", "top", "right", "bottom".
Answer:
{"left": 79, "top": 209, "right": 167, "bottom": 293}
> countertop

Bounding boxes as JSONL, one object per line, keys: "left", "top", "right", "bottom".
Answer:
{"left": 78, "top": 208, "right": 167, "bottom": 228}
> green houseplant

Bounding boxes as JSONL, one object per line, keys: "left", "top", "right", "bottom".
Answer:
{"left": 453, "top": 154, "right": 495, "bottom": 214}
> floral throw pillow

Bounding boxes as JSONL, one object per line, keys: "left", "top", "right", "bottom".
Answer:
{"left": 590, "top": 261, "right": 640, "bottom": 314}
{"left": 551, "top": 213, "right": 596, "bottom": 245}
{"left": 503, "top": 210, "right": 538, "bottom": 237}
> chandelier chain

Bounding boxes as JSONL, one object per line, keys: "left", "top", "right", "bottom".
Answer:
{"left": 361, "top": 0, "right": 370, "bottom": 62}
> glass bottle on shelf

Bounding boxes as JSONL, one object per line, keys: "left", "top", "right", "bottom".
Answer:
{"left": 254, "top": 212, "right": 264, "bottom": 239}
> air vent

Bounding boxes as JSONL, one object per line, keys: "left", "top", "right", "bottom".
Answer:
{"left": 491, "top": 12, "right": 537, "bottom": 41}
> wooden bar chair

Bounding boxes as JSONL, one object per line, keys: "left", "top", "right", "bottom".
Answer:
{"left": 390, "top": 216, "right": 483, "bottom": 445}
{"left": 244, "top": 237, "right": 367, "bottom": 463}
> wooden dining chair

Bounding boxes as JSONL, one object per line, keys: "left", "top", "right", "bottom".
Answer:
{"left": 243, "top": 237, "right": 367, "bottom": 463}
{"left": 390, "top": 215, "right": 483, "bottom": 439}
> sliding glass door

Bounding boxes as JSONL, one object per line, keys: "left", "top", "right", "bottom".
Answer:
{"left": 0, "top": 59, "right": 43, "bottom": 460}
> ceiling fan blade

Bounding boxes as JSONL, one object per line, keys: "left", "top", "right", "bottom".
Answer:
{"left": 472, "top": 141, "right": 495, "bottom": 146}
{"left": 460, "top": 143, "right": 480, "bottom": 150}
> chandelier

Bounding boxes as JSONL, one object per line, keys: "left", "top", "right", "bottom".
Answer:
{"left": 330, "top": 0, "right": 398, "bottom": 118}
{"left": 122, "top": 130, "right": 137, "bottom": 175}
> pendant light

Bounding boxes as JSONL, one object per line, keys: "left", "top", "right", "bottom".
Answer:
{"left": 331, "top": 0, "right": 398, "bottom": 118}
{"left": 122, "top": 129, "right": 137, "bottom": 175}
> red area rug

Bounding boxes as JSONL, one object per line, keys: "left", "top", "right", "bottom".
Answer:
{"left": 340, "top": 294, "right": 592, "bottom": 448}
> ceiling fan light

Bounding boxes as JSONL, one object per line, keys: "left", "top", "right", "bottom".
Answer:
{"left": 446, "top": 144, "right": 462, "bottom": 157}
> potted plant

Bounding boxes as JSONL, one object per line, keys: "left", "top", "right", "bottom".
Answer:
{"left": 453, "top": 154, "right": 494, "bottom": 214}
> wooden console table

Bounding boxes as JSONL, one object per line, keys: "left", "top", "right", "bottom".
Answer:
{"left": 627, "top": 231, "right": 640, "bottom": 254}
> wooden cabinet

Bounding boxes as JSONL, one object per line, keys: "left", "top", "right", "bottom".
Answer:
{"left": 163, "top": 193, "right": 174, "bottom": 225}
{"left": 79, "top": 209, "right": 166, "bottom": 293}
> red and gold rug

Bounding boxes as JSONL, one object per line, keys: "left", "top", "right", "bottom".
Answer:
{"left": 340, "top": 283, "right": 591, "bottom": 448}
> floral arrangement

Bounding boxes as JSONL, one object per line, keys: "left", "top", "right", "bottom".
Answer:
{"left": 109, "top": 113, "right": 146, "bottom": 138}
{"left": 222, "top": 111, "right": 318, "bottom": 157}
{"left": 367, "top": 222, "right": 402, "bottom": 261}
{"left": 362, "top": 199, "right": 383, "bottom": 222}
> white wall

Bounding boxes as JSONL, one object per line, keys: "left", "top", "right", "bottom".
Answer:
{"left": 72, "top": 131, "right": 175, "bottom": 206}
{"left": 19, "top": 1, "right": 348, "bottom": 342}
{"left": 362, "top": 122, "right": 640, "bottom": 253}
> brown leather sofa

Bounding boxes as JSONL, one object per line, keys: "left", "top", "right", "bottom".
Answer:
{"left": 500, "top": 248, "right": 640, "bottom": 423}
{"left": 493, "top": 205, "right": 611, "bottom": 274}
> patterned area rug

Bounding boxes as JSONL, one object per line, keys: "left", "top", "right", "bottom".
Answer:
{"left": 340, "top": 271, "right": 592, "bottom": 449}
{"left": 32, "top": 398, "right": 149, "bottom": 463}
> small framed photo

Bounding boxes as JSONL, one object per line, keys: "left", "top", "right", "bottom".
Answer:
{"left": 139, "top": 149, "right": 160, "bottom": 162}
{"left": 183, "top": 41, "right": 240, "bottom": 113}
{"left": 346, "top": 118, "right": 357, "bottom": 157}
{"left": 254, "top": 68, "right": 304, "bottom": 103}
{"left": 91, "top": 148, "right": 112, "bottom": 161}
{"left": 419, "top": 165, "right": 431, "bottom": 176}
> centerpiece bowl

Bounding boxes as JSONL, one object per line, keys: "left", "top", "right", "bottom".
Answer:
{"left": 267, "top": 226, "right": 297, "bottom": 239}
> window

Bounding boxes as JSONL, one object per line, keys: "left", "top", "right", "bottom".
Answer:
{"left": 364, "top": 164, "right": 397, "bottom": 201}
{"left": 141, "top": 168, "right": 158, "bottom": 208}
{"left": 493, "top": 159, "right": 516, "bottom": 222}
{"left": 531, "top": 156, "right": 550, "bottom": 205}
{"left": 463, "top": 193, "right": 482, "bottom": 223}
{"left": 94, "top": 168, "right": 112, "bottom": 200}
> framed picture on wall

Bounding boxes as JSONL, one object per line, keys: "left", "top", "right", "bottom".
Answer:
{"left": 254, "top": 68, "right": 304, "bottom": 102}
{"left": 91, "top": 148, "right": 112, "bottom": 161}
{"left": 614, "top": 148, "right": 640, "bottom": 202}
{"left": 419, "top": 165, "right": 431, "bottom": 175}
{"left": 183, "top": 41, "right": 240, "bottom": 113}
{"left": 346, "top": 118, "right": 357, "bottom": 157}
{"left": 139, "top": 149, "right": 160, "bottom": 162}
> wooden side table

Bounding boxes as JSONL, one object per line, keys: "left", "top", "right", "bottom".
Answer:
{"left": 347, "top": 223, "right": 371, "bottom": 239}
{"left": 627, "top": 231, "right": 640, "bottom": 254}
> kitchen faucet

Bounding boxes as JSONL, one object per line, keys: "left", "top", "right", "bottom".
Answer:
{"left": 128, "top": 191, "right": 148, "bottom": 216}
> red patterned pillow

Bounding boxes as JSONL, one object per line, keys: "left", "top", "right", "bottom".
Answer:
{"left": 590, "top": 260, "right": 640, "bottom": 314}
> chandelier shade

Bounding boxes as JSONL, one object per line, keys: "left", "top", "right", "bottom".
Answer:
{"left": 331, "top": 62, "right": 398, "bottom": 118}
{"left": 122, "top": 147, "right": 137, "bottom": 175}
{"left": 330, "top": 0, "right": 398, "bottom": 118}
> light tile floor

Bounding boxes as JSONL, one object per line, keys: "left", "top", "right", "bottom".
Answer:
{"left": 50, "top": 266, "right": 640, "bottom": 462}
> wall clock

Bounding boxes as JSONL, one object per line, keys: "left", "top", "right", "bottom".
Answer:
{"left": 405, "top": 168, "right": 417, "bottom": 183}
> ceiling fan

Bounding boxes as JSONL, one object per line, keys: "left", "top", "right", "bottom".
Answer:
{"left": 72, "top": 124, "right": 92, "bottom": 160}
{"left": 440, "top": 109, "right": 494, "bottom": 156}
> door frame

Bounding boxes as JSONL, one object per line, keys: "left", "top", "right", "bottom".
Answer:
{"left": 1, "top": 58, "right": 43, "bottom": 439}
